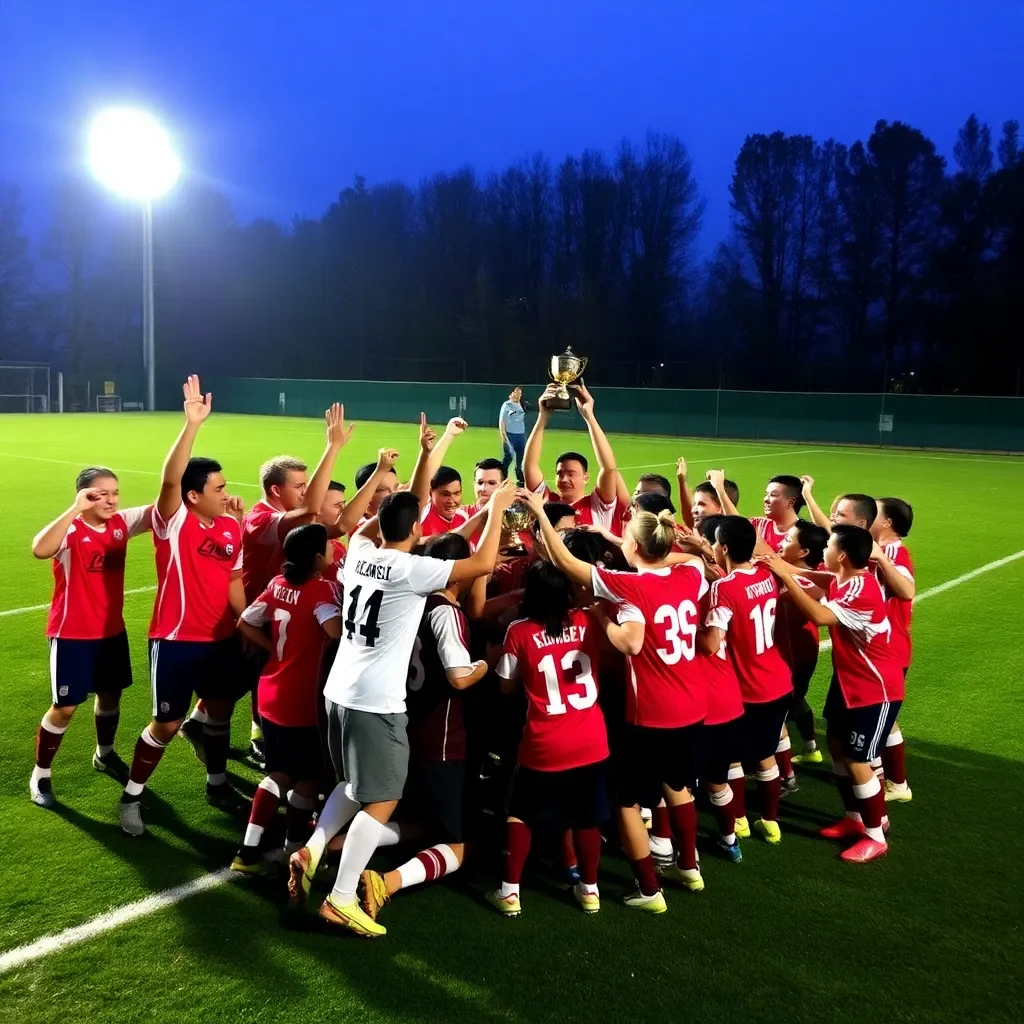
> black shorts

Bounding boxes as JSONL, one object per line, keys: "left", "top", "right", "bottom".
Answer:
{"left": 742, "top": 695, "right": 791, "bottom": 763}
{"left": 149, "top": 637, "right": 246, "bottom": 723}
{"left": 48, "top": 631, "right": 132, "bottom": 708}
{"left": 788, "top": 657, "right": 817, "bottom": 706}
{"left": 507, "top": 761, "right": 609, "bottom": 830}
{"left": 824, "top": 677, "right": 902, "bottom": 762}
{"left": 618, "top": 723, "right": 702, "bottom": 808}
{"left": 241, "top": 644, "right": 269, "bottom": 697}
{"left": 262, "top": 719, "right": 325, "bottom": 779}
{"left": 700, "top": 717, "right": 743, "bottom": 786}
{"left": 404, "top": 759, "right": 467, "bottom": 844}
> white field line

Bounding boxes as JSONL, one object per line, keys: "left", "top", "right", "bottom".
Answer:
{"left": 618, "top": 449, "right": 826, "bottom": 471}
{"left": 0, "top": 585, "right": 156, "bottom": 619}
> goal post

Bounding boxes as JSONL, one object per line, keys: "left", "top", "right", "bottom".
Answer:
{"left": 0, "top": 362, "right": 51, "bottom": 413}
{"left": 96, "top": 394, "right": 123, "bottom": 413}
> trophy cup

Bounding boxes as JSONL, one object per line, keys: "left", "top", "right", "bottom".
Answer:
{"left": 543, "top": 347, "right": 588, "bottom": 411}
{"left": 501, "top": 501, "right": 534, "bottom": 556}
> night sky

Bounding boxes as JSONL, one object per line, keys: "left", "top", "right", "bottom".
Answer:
{"left": 2, "top": 0, "right": 1022, "bottom": 251}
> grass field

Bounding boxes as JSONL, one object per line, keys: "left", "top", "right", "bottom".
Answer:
{"left": 1, "top": 411, "right": 1022, "bottom": 1024}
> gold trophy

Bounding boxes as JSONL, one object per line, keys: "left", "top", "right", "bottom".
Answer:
{"left": 501, "top": 501, "right": 534, "bottom": 555}
{"left": 543, "top": 346, "right": 588, "bottom": 411}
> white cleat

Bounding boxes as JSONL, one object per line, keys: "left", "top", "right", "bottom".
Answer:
{"left": 119, "top": 799, "right": 145, "bottom": 836}
{"left": 884, "top": 780, "right": 913, "bottom": 803}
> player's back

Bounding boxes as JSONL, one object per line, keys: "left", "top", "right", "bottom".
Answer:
{"left": 875, "top": 539, "right": 914, "bottom": 669}
{"left": 775, "top": 574, "right": 821, "bottom": 669}
{"left": 241, "top": 501, "right": 286, "bottom": 604}
{"left": 698, "top": 589, "right": 744, "bottom": 725}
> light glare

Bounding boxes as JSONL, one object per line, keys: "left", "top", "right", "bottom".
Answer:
{"left": 88, "top": 108, "right": 181, "bottom": 200}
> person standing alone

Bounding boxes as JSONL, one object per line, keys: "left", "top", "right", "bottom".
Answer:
{"left": 498, "top": 387, "right": 527, "bottom": 485}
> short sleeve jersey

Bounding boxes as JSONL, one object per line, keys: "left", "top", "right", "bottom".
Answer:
{"left": 149, "top": 504, "right": 242, "bottom": 642}
{"left": 419, "top": 502, "right": 471, "bottom": 539}
{"left": 323, "top": 536, "right": 454, "bottom": 713}
{"left": 873, "top": 540, "right": 914, "bottom": 669}
{"left": 750, "top": 517, "right": 790, "bottom": 553}
{"left": 47, "top": 506, "right": 152, "bottom": 639}
{"left": 698, "top": 589, "right": 744, "bottom": 725}
{"left": 532, "top": 480, "right": 629, "bottom": 537}
{"left": 496, "top": 608, "right": 608, "bottom": 771}
{"left": 591, "top": 561, "right": 708, "bottom": 728}
{"left": 241, "top": 575, "right": 341, "bottom": 728}
{"left": 241, "top": 500, "right": 287, "bottom": 604}
{"left": 775, "top": 573, "right": 822, "bottom": 670}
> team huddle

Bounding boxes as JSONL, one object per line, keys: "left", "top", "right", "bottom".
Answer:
{"left": 30, "top": 375, "right": 916, "bottom": 938}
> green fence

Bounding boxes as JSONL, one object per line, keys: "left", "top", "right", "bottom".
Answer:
{"left": 205, "top": 377, "right": 1024, "bottom": 453}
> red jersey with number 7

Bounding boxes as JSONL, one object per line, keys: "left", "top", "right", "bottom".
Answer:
{"left": 240, "top": 575, "right": 341, "bottom": 727}
{"left": 591, "top": 562, "right": 708, "bottom": 728}
{"left": 705, "top": 564, "right": 793, "bottom": 704}
{"left": 496, "top": 608, "right": 608, "bottom": 771}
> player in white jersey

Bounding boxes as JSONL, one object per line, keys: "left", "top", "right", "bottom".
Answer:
{"left": 287, "top": 479, "right": 517, "bottom": 937}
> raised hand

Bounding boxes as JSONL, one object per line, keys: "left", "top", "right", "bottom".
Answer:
{"left": 377, "top": 447, "right": 399, "bottom": 472}
{"left": 488, "top": 478, "right": 518, "bottom": 513}
{"left": 419, "top": 412, "right": 437, "bottom": 453}
{"left": 183, "top": 375, "right": 212, "bottom": 425}
{"left": 226, "top": 495, "right": 245, "bottom": 522}
{"left": 325, "top": 403, "right": 355, "bottom": 449}
{"left": 676, "top": 456, "right": 688, "bottom": 479}
{"left": 756, "top": 550, "right": 792, "bottom": 578}
{"left": 445, "top": 417, "right": 469, "bottom": 436}
{"left": 800, "top": 474, "right": 815, "bottom": 496}
{"left": 74, "top": 487, "right": 104, "bottom": 513}
{"left": 570, "top": 382, "right": 595, "bottom": 419}
{"left": 515, "top": 485, "right": 545, "bottom": 517}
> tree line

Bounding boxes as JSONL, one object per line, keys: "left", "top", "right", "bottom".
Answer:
{"left": 0, "top": 114, "right": 1021, "bottom": 399}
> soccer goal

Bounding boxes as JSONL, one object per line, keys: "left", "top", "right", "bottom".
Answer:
{"left": 96, "top": 394, "right": 123, "bottom": 413}
{"left": 0, "top": 362, "right": 51, "bottom": 413}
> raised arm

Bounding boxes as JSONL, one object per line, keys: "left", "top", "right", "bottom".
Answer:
{"left": 408, "top": 413, "right": 438, "bottom": 509}
{"left": 523, "top": 387, "right": 557, "bottom": 494}
{"left": 589, "top": 602, "right": 644, "bottom": 656}
{"left": 519, "top": 487, "right": 592, "bottom": 589}
{"left": 677, "top": 456, "right": 695, "bottom": 529}
{"left": 428, "top": 417, "right": 468, "bottom": 474}
{"left": 706, "top": 469, "right": 739, "bottom": 517}
{"left": 32, "top": 489, "right": 104, "bottom": 559}
{"left": 572, "top": 383, "right": 617, "bottom": 504}
{"left": 446, "top": 480, "right": 517, "bottom": 584}
{"left": 451, "top": 505, "right": 488, "bottom": 543}
{"left": 872, "top": 543, "right": 916, "bottom": 601}
{"left": 800, "top": 476, "right": 831, "bottom": 530}
{"left": 158, "top": 375, "right": 212, "bottom": 521}
{"left": 337, "top": 448, "right": 399, "bottom": 536}
{"left": 759, "top": 552, "right": 838, "bottom": 627}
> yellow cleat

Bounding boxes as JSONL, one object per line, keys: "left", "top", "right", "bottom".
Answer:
{"left": 623, "top": 888, "right": 668, "bottom": 914}
{"left": 287, "top": 846, "right": 316, "bottom": 907}
{"left": 230, "top": 854, "right": 267, "bottom": 877}
{"left": 884, "top": 780, "right": 913, "bottom": 803}
{"left": 793, "top": 748, "right": 823, "bottom": 764}
{"left": 359, "top": 869, "right": 391, "bottom": 921}
{"left": 754, "top": 819, "right": 782, "bottom": 844}
{"left": 573, "top": 884, "right": 600, "bottom": 914}
{"left": 657, "top": 863, "right": 705, "bottom": 891}
{"left": 487, "top": 890, "right": 522, "bottom": 916}
{"left": 319, "top": 894, "right": 386, "bottom": 937}
{"left": 734, "top": 816, "right": 751, "bottom": 839}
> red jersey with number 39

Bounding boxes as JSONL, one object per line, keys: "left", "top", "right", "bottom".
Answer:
{"left": 873, "top": 540, "right": 914, "bottom": 669}
{"left": 591, "top": 562, "right": 708, "bottom": 728}
{"left": 240, "top": 575, "right": 341, "bottom": 727}
{"left": 496, "top": 608, "right": 608, "bottom": 771}
{"left": 705, "top": 565, "right": 793, "bottom": 704}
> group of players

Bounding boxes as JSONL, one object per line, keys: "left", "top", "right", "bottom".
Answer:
{"left": 30, "top": 375, "right": 916, "bottom": 938}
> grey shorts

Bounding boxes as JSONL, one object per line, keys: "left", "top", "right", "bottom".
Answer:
{"left": 325, "top": 700, "right": 409, "bottom": 803}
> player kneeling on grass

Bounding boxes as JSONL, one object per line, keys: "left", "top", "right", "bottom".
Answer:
{"left": 29, "top": 469, "right": 152, "bottom": 807}
{"left": 231, "top": 523, "right": 343, "bottom": 875}
{"left": 489, "top": 558, "right": 610, "bottom": 917}
{"left": 357, "top": 533, "right": 489, "bottom": 922}
{"left": 760, "top": 526, "right": 904, "bottom": 863}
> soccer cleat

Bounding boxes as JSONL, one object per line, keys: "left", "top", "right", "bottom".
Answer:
{"left": 716, "top": 838, "right": 743, "bottom": 864}
{"left": 29, "top": 776, "right": 55, "bottom": 809}
{"left": 359, "top": 869, "right": 391, "bottom": 921}
{"left": 754, "top": 819, "right": 782, "bottom": 844}
{"left": 640, "top": 807, "right": 653, "bottom": 829}
{"left": 793, "top": 748, "right": 823, "bottom": 765}
{"left": 318, "top": 894, "right": 386, "bottom": 937}
{"left": 819, "top": 816, "right": 866, "bottom": 841}
{"left": 288, "top": 847, "right": 315, "bottom": 906}
{"left": 657, "top": 864, "right": 705, "bottom": 891}
{"left": 561, "top": 864, "right": 581, "bottom": 888}
{"left": 93, "top": 750, "right": 129, "bottom": 780}
{"left": 248, "top": 739, "right": 266, "bottom": 770}
{"left": 205, "top": 782, "right": 241, "bottom": 812}
{"left": 840, "top": 837, "right": 888, "bottom": 863}
{"left": 486, "top": 890, "right": 522, "bottom": 917}
{"left": 780, "top": 775, "right": 799, "bottom": 798}
{"left": 119, "top": 798, "right": 145, "bottom": 836}
{"left": 884, "top": 780, "right": 913, "bottom": 803}
{"left": 178, "top": 717, "right": 207, "bottom": 764}
{"left": 230, "top": 851, "right": 268, "bottom": 876}
{"left": 572, "top": 884, "right": 600, "bottom": 914}
{"left": 734, "top": 816, "right": 751, "bottom": 839}
{"left": 623, "top": 888, "right": 668, "bottom": 914}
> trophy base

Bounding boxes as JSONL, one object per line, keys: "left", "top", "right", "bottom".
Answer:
{"left": 542, "top": 385, "right": 573, "bottom": 411}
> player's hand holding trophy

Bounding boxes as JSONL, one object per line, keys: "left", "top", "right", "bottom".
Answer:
{"left": 540, "top": 347, "right": 588, "bottom": 411}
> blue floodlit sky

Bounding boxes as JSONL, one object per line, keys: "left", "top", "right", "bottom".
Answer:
{"left": 1, "top": 0, "right": 1022, "bottom": 251}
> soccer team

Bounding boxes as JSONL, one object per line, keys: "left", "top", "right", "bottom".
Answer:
{"left": 29, "top": 374, "right": 916, "bottom": 938}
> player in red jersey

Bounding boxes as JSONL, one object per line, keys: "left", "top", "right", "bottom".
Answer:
{"left": 28, "top": 469, "right": 152, "bottom": 807}
{"left": 775, "top": 522, "right": 830, "bottom": 772}
{"left": 870, "top": 497, "right": 915, "bottom": 802}
{"left": 800, "top": 479, "right": 876, "bottom": 533}
{"left": 230, "top": 524, "right": 342, "bottom": 873}
{"left": 356, "top": 533, "right": 488, "bottom": 922}
{"left": 761, "top": 525, "right": 904, "bottom": 863}
{"left": 118, "top": 376, "right": 248, "bottom": 837}
{"left": 524, "top": 381, "right": 627, "bottom": 534}
{"left": 419, "top": 466, "right": 471, "bottom": 538}
{"left": 710, "top": 470, "right": 805, "bottom": 553}
{"left": 527, "top": 492, "right": 708, "bottom": 911}
{"left": 320, "top": 482, "right": 348, "bottom": 574}
{"left": 676, "top": 457, "right": 740, "bottom": 532}
{"left": 702, "top": 516, "right": 794, "bottom": 844}
{"left": 489, "top": 559, "right": 609, "bottom": 916}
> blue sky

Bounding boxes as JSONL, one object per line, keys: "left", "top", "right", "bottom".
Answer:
{"left": 2, "top": 0, "right": 1022, "bottom": 251}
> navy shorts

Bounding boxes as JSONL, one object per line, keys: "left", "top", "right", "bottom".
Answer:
{"left": 742, "top": 695, "right": 791, "bottom": 763}
{"left": 405, "top": 759, "right": 468, "bottom": 844}
{"left": 700, "top": 717, "right": 743, "bottom": 786}
{"left": 788, "top": 657, "right": 817, "bottom": 706}
{"left": 823, "top": 677, "right": 902, "bottom": 763}
{"left": 49, "top": 631, "right": 133, "bottom": 708}
{"left": 618, "top": 723, "right": 702, "bottom": 808}
{"left": 262, "top": 719, "right": 325, "bottom": 780}
{"left": 507, "top": 760, "right": 609, "bottom": 830}
{"left": 149, "top": 637, "right": 246, "bottom": 723}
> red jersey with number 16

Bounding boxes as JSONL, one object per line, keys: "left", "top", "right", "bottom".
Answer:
{"left": 240, "top": 575, "right": 341, "bottom": 728}
{"left": 591, "top": 562, "right": 708, "bottom": 728}
{"left": 705, "top": 564, "right": 793, "bottom": 704}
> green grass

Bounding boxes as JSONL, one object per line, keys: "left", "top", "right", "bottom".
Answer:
{"left": 1, "top": 412, "right": 1022, "bottom": 1024}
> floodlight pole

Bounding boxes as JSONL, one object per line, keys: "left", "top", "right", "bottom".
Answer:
{"left": 142, "top": 199, "right": 156, "bottom": 412}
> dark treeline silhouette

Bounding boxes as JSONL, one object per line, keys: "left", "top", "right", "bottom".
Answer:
{"left": 1, "top": 116, "right": 1022, "bottom": 399}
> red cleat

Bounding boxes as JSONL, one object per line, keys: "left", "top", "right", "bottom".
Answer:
{"left": 819, "top": 816, "right": 866, "bottom": 840}
{"left": 840, "top": 837, "right": 888, "bottom": 863}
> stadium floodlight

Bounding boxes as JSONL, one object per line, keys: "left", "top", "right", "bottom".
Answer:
{"left": 88, "top": 108, "right": 182, "bottom": 412}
